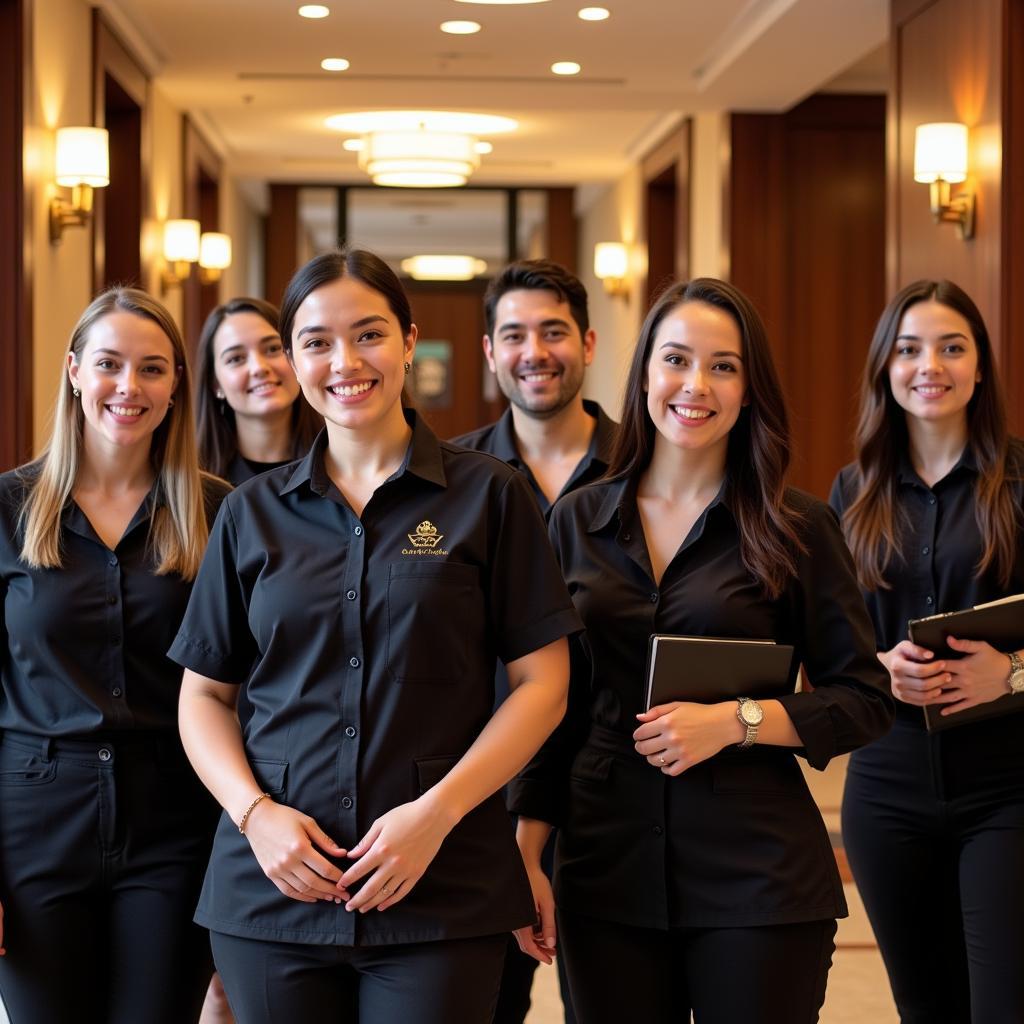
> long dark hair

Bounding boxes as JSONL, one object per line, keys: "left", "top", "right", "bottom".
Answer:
{"left": 194, "top": 296, "right": 322, "bottom": 477}
{"left": 842, "top": 279, "right": 1019, "bottom": 589}
{"left": 607, "top": 278, "right": 804, "bottom": 599}
{"left": 279, "top": 249, "right": 413, "bottom": 353}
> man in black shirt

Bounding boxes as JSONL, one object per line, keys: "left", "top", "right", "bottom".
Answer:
{"left": 454, "top": 260, "right": 616, "bottom": 1024}
{"left": 454, "top": 260, "right": 616, "bottom": 516}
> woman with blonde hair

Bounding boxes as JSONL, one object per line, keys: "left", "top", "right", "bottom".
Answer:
{"left": 0, "top": 287, "right": 229, "bottom": 1024}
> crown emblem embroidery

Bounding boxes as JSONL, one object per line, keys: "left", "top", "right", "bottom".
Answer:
{"left": 407, "top": 521, "right": 444, "bottom": 548}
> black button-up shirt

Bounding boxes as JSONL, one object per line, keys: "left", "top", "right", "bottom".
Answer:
{"left": 829, "top": 440, "right": 1024, "bottom": 784}
{"left": 169, "top": 413, "right": 581, "bottom": 946}
{"left": 509, "top": 477, "right": 893, "bottom": 929}
{"left": 453, "top": 399, "right": 617, "bottom": 517}
{"left": 0, "top": 469, "right": 229, "bottom": 737}
{"left": 224, "top": 453, "right": 294, "bottom": 488}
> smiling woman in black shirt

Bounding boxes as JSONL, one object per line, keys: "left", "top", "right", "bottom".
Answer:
{"left": 0, "top": 288, "right": 228, "bottom": 1024}
{"left": 171, "top": 249, "right": 579, "bottom": 1023}
{"left": 830, "top": 280, "right": 1024, "bottom": 1023}
{"left": 510, "top": 278, "right": 893, "bottom": 1024}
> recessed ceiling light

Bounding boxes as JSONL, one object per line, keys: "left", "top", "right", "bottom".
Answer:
{"left": 441, "top": 20, "right": 481, "bottom": 34}
{"left": 342, "top": 138, "right": 364, "bottom": 151}
{"left": 551, "top": 61, "right": 581, "bottom": 76}
{"left": 325, "top": 111, "right": 518, "bottom": 135}
{"left": 298, "top": 5, "right": 329, "bottom": 18}
{"left": 578, "top": 6, "right": 610, "bottom": 20}
{"left": 475, "top": 141, "right": 493, "bottom": 154}
{"left": 321, "top": 57, "right": 350, "bottom": 71}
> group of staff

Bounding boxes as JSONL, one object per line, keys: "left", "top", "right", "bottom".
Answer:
{"left": 0, "top": 249, "right": 1019, "bottom": 1024}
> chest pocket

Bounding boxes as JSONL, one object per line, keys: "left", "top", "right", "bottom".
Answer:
{"left": 386, "top": 561, "right": 481, "bottom": 684}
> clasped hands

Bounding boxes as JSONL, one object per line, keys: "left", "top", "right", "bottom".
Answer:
{"left": 242, "top": 795, "right": 453, "bottom": 911}
{"left": 632, "top": 700, "right": 741, "bottom": 776}
{"left": 879, "top": 636, "right": 1011, "bottom": 716}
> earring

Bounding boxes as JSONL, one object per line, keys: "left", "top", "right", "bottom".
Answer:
{"left": 72, "top": 387, "right": 81, "bottom": 398}
{"left": 167, "top": 397, "right": 175, "bottom": 408}
{"left": 215, "top": 389, "right": 225, "bottom": 399}
{"left": 404, "top": 361, "right": 411, "bottom": 375}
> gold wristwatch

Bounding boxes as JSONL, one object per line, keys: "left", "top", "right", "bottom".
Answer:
{"left": 1007, "top": 651, "right": 1024, "bottom": 695}
{"left": 735, "top": 697, "right": 764, "bottom": 748}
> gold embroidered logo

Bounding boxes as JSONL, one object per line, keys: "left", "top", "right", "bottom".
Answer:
{"left": 402, "top": 521, "right": 448, "bottom": 557}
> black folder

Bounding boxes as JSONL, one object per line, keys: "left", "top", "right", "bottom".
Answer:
{"left": 643, "top": 635, "right": 796, "bottom": 711}
{"left": 907, "top": 593, "right": 1024, "bottom": 732}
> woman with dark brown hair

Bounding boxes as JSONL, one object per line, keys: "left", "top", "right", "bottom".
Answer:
{"left": 195, "top": 297, "right": 321, "bottom": 485}
{"left": 830, "top": 279, "right": 1024, "bottom": 1023}
{"left": 510, "top": 278, "right": 893, "bottom": 1023}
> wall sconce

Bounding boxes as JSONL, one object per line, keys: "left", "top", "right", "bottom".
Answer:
{"left": 162, "top": 219, "right": 200, "bottom": 289}
{"left": 199, "top": 232, "right": 232, "bottom": 284}
{"left": 50, "top": 127, "right": 110, "bottom": 244}
{"left": 594, "top": 242, "right": 629, "bottom": 297}
{"left": 913, "top": 122, "right": 975, "bottom": 240}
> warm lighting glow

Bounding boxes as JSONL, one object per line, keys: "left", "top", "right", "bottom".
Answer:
{"left": 454, "top": 0, "right": 549, "bottom": 4}
{"left": 164, "top": 219, "right": 201, "bottom": 263}
{"left": 376, "top": 172, "right": 468, "bottom": 187}
{"left": 441, "top": 20, "right": 481, "bottom": 33}
{"left": 578, "top": 6, "right": 610, "bottom": 19}
{"left": 401, "top": 255, "right": 488, "bottom": 280}
{"left": 551, "top": 61, "right": 581, "bottom": 75}
{"left": 298, "top": 4, "right": 329, "bottom": 18}
{"left": 914, "top": 122, "right": 968, "bottom": 183}
{"left": 356, "top": 130, "right": 484, "bottom": 187}
{"left": 55, "top": 127, "right": 109, "bottom": 187}
{"left": 199, "top": 232, "right": 232, "bottom": 270}
{"left": 342, "top": 138, "right": 364, "bottom": 152}
{"left": 475, "top": 141, "right": 493, "bottom": 154}
{"left": 594, "top": 242, "right": 629, "bottom": 297}
{"left": 321, "top": 57, "right": 350, "bottom": 71}
{"left": 326, "top": 111, "right": 517, "bottom": 135}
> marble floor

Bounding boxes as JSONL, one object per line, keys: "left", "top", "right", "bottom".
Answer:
{"left": 525, "top": 755, "right": 899, "bottom": 1024}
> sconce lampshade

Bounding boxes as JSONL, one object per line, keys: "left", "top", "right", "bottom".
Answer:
{"left": 55, "top": 127, "right": 110, "bottom": 188}
{"left": 914, "top": 122, "right": 968, "bottom": 184}
{"left": 594, "top": 242, "right": 628, "bottom": 281}
{"left": 199, "top": 232, "right": 232, "bottom": 270}
{"left": 164, "top": 220, "right": 201, "bottom": 263}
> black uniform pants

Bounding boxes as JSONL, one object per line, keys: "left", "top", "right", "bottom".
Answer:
{"left": 211, "top": 929, "right": 507, "bottom": 1024}
{"left": 0, "top": 731, "right": 217, "bottom": 1024}
{"left": 557, "top": 907, "right": 836, "bottom": 1024}
{"left": 842, "top": 720, "right": 1024, "bottom": 1024}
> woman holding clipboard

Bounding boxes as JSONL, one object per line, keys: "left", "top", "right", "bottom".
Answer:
{"left": 510, "top": 278, "right": 893, "bottom": 1023}
{"left": 830, "top": 280, "right": 1024, "bottom": 1023}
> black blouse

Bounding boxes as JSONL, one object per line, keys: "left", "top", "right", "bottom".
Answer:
{"left": 0, "top": 469, "right": 229, "bottom": 737}
{"left": 224, "top": 453, "right": 294, "bottom": 487}
{"left": 829, "top": 440, "right": 1024, "bottom": 783}
{"left": 453, "top": 399, "right": 617, "bottom": 517}
{"left": 509, "top": 476, "right": 893, "bottom": 929}
{"left": 168, "top": 413, "right": 581, "bottom": 946}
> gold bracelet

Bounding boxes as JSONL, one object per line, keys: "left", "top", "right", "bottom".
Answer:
{"left": 238, "top": 792, "right": 269, "bottom": 834}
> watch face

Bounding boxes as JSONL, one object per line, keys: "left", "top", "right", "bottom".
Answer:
{"left": 1011, "top": 671, "right": 1024, "bottom": 695}
{"left": 740, "top": 702, "right": 763, "bottom": 725}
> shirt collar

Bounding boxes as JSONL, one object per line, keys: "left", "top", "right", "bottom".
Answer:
{"left": 62, "top": 479, "right": 163, "bottom": 542}
{"left": 279, "top": 409, "right": 447, "bottom": 498}
{"left": 896, "top": 443, "right": 978, "bottom": 485}
{"left": 492, "top": 398, "right": 616, "bottom": 471}
{"left": 586, "top": 471, "right": 731, "bottom": 533}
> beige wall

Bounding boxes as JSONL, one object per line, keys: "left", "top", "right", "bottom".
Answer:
{"left": 689, "top": 112, "right": 730, "bottom": 280}
{"left": 145, "top": 84, "right": 184, "bottom": 325}
{"left": 221, "top": 178, "right": 264, "bottom": 300}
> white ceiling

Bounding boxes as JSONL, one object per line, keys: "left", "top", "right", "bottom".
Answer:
{"left": 103, "top": 0, "right": 889, "bottom": 189}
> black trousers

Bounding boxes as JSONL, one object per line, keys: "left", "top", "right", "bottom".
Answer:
{"left": 557, "top": 907, "right": 836, "bottom": 1024}
{"left": 211, "top": 930, "right": 507, "bottom": 1024}
{"left": 0, "top": 731, "right": 218, "bottom": 1024}
{"left": 843, "top": 719, "right": 1024, "bottom": 1024}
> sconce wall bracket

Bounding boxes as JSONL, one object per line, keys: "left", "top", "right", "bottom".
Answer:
{"left": 49, "top": 184, "right": 95, "bottom": 244}
{"left": 929, "top": 179, "right": 976, "bottom": 240}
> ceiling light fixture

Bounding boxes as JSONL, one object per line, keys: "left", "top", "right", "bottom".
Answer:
{"left": 326, "top": 111, "right": 517, "bottom": 135}
{"left": 321, "top": 57, "right": 350, "bottom": 71}
{"left": 342, "top": 138, "right": 364, "bottom": 152}
{"left": 578, "top": 6, "right": 610, "bottom": 20}
{"left": 401, "top": 255, "right": 488, "bottom": 281}
{"left": 551, "top": 61, "right": 581, "bottom": 75}
{"left": 475, "top": 141, "right": 493, "bottom": 154}
{"left": 441, "top": 20, "right": 482, "bottom": 34}
{"left": 358, "top": 130, "right": 479, "bottom": 188}
{"left": 298, "top": 5, "right": 329, "bottom": 18}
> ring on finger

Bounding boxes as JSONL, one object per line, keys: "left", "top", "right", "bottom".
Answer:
{"left": 658, "top": 755, "right": 667, "bottom": 766}
{"left": 380, "top": 884, "right": 392, "bottom": 896}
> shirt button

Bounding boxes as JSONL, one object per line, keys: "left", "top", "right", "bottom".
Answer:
{"left": 623, "top": 532, "right": 631, "bottom": 542}
{"left": 928, "top": 497, "right": 936, "bottom": 505}
{"left": 649, "top": 592, "right": 658, "bottom": 604}
{"left": 922, "top": 545, "right": 930, "bottom": 555}
{"left": 926, "top": 596, "right": 934, "bottom": 606}
{"left": 354, "top": 526, "right": 363, "bottom": 537}
{"left": 108, "top": 556, "right": 118, "bottom": 567}
{"left": 112, "top": 687, "right": 122, "bottom": 698}
{"left": 98, "top": 748, "right": 112, "bottom": 762}
{"left": 349, "top": 656, "right": 360, "bottom": 668}
{"left": 346, "top": 590, "right": 357, "bottom": 601}
{"left": 341, "top": 796, "right": 353, "bottom": 809}
{"left": 652, "top": 825, "right": 664, "bottom": 836}
{"left": 107, "top": 595, "right": 117, "bottom": 605}
{"left": 345, "top": 726, "right": 357, "bottom": 738}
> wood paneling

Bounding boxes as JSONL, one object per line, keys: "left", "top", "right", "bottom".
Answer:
{"left": 264, "top": 184, "right": 299, "bottom": 306}
{"left": 545, "top": 188, "right": 577, "bottom": 273}
{"left": 729, "top": 95, "right": 887, "bottom": 499}
{"left": 182, "top": 115, "right": 221, "bottom": 352}
{"left": 641, "top": 121, "right": 691, "bottom": 303}
{"left": 0, "top": 0, "right": 32, "bottom": 470}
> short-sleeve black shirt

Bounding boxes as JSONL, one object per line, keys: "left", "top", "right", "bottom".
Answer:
{"left": 0, "top": 469, "right": 229, "bottom": 737}
{"left": 453, "top": 399, "right": 617, "bottom": 517}
{"left": 168, "top": 412, "right": 581, "bottom": 946}
{"left": 829, "top": 440, "right": 1024, "bottom": 783}
{"left": 509, "top": 476, "right": 893, "bottom": 929}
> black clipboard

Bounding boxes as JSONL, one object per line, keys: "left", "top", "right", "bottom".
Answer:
{"left": 907, "top": 593, "right": 1024, "bottom": 732}
{"left": 643, "top": 635, "right": 796, "bottom": 711}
